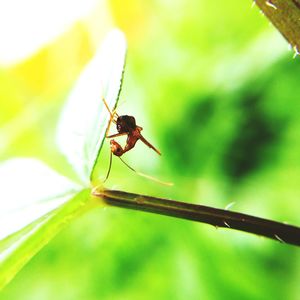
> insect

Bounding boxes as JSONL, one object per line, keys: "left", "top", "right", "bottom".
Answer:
{"left": 102, "top": 97, "right": 169, "bottom": 184}
{"left": 103, "top": 97, "right": 161, "bottom": 156}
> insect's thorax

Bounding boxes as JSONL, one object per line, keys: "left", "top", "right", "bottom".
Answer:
{"left": 116, "top": 115, "right": 137, "bottom": 133}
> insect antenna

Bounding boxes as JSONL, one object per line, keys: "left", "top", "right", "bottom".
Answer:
{"left": 118, "top": 157, "right": 173, "bottom": 186}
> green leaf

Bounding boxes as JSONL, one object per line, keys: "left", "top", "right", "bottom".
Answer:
{"left": 56, "top": 29, "right": 127, "bottom": 184}
{"left": 0, "top": 158, "right": 95, "bottom": 289}
{"left": 0, "top": 159, "right": 80, "bottom": 241}
{"left": 0, "top": 188, "right": 94, "bottom": 289}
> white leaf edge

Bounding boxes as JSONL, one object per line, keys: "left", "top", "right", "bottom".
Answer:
{"left": 0, "top": 158, "right": 81, "bottom": 241}
{"left": 56, "top": 29, "right": 127, "bottom": 184}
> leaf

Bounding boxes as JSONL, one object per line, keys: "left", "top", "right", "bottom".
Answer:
{"left": 0, "top": 189, "right": 93, "bottom": 289}
{"left": 0, "top": 158, "right": 94, "bottom": 289}
{"left": 0, "top": 159, "right": 80, "bottom": 241}
{"left": 0, "top": 29, "right": 126, "bottom": 288}
{"left": 56, "top": 29, "right": 127, "bottom": 184}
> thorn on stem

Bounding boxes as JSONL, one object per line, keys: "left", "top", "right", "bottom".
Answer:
{"left": 266, "top": 0, "right": 277, "bottom": 10}
{"left": 293, "top": 46, "right": 299, "bottom": 58}
{"left": 225, "top": 202, "right": 235, "bottom": 210}
{"left": 224, "top": 221, "right": 231, "bottom": 228}
{"left": 274, "top": 234, "right": 285, "bottom": 243}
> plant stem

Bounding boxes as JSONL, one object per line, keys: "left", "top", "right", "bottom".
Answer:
{"left": 93, "top": 189, "right": 300, "bottom": 247}
{"left": 255, "top": 0, "right": 300, "bottom": 53}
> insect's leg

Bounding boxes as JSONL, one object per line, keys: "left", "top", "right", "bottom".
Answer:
{"left": 139, "top": 134, "right": 161, "bottom": 155}
{"left": 102, "top": 96, "right": 119, "bottom": 137}
{"left": 119, "top": 156, "right": 136, "bottom": 172}
{"left": 107, "top": 132, "right": 128, "bottom": 139}
{"left": 102, "top": 96, "right": 114, "bottom": 118}
{"left": 103, "top": 150, "right": 113, "bottom": 182}
{"left": 118, "top": 157, "right": 173, "bottom": 186}
{"left": 105, "top": 110, "right": 118, "bottom": 137}
{"left": 103, "top": 139, "right": 124, "bottom": 182}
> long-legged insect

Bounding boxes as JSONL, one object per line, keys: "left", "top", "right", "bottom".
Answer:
{"left": 102, "top": 97, "right": 161, "bottom": 156}
{"left": 102, "top": 97, "right": 172, "bottom": 185}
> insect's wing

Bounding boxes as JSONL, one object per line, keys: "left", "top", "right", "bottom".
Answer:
{"left": 56, "top": 29, "right": 127, "bottom": 184}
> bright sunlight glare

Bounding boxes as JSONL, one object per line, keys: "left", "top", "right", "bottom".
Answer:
{"left": 0, "top": 159, "right": 80, "bottom": 241}
{"left": 0, "top": 0, "right": 99, "bottom": 65}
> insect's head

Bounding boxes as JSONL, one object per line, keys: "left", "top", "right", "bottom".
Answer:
{"left": 116, "top": 115, "right": 136, "bottom": 133}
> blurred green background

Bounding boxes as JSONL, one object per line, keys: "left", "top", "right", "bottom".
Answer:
{"left": 1, "top": 0, "right": 300, "bottom": 299}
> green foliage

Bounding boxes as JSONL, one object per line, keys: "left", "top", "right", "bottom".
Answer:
{"left": 0, "top": 30, "right": 126, "bottom": 289}
{"left": 1, "top": 1, "right": 300, "bottom": 299}
{"left": 0, "top": 188, "right": 91, "bottom": 289}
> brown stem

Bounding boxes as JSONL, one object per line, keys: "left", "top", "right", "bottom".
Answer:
{"left": 255, "top": 0, "right": 300, "bottom": 52}
{"left": 93, "top": 189, "right": 300, "bottom": 247}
